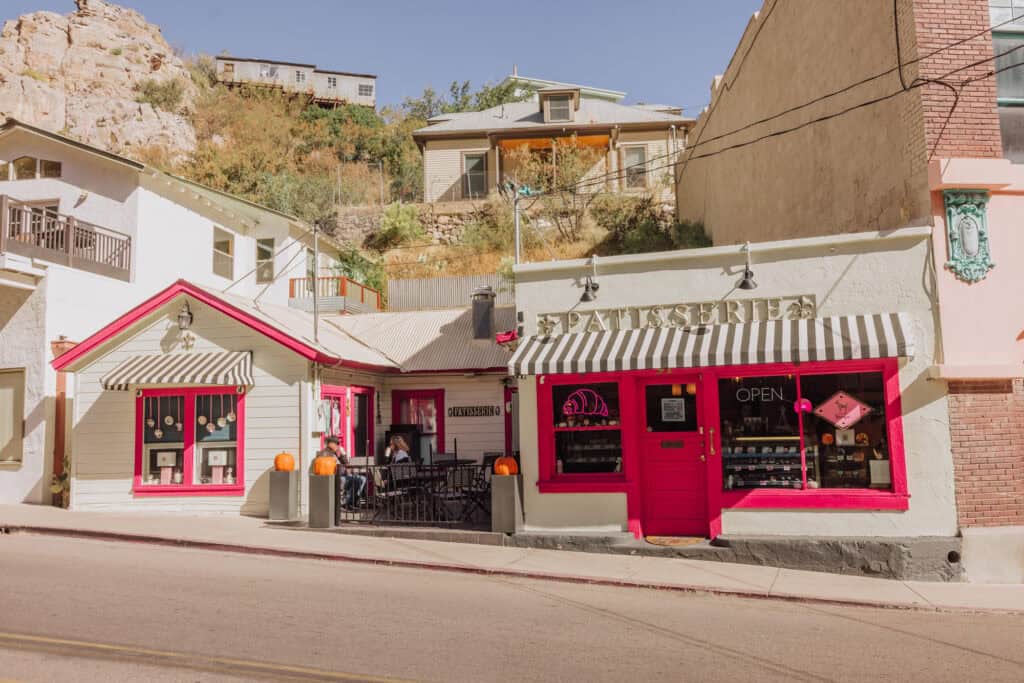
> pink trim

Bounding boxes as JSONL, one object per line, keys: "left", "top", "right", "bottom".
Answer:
{"left": 133, "top": 386, "right": 245, "bottom": 497}
{"left": 51, "top": 279, "right": 394, "bottom": 372}
{"left": 349, "top": 385, "right": 376, "bottom": 460}
{"left": 392, "top": 389, "right": 446, "bottom": 455}
{"left": 531, "top": 358, "right": 912, "bottom": 539}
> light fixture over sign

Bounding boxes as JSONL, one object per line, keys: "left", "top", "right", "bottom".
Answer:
{"left": 177, "top": 302, "right": 193, "bottom": 331}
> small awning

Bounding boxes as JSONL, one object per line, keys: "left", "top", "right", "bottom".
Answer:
{"left": 101, "top": 351, "right": 254, "bottom": 391}
{"left": 509, "top": 314, "right": 913, "bottom": 376}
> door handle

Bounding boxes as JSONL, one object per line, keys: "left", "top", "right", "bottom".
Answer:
{"left": 709, "top": 428, "right": 716, "bottom": 456}
{"left": 699, "top": 454, "right": 706, "bottom": 462}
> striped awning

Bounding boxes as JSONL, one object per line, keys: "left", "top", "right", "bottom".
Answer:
{"left": 101, "top": 351, "right": 254, "bottom": 391}
{"left": 509, "top": 314, "right": 913, "bottom": 376}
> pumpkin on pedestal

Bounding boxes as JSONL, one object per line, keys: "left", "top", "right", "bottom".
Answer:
{"left": 312, "top": 455, "right": 338, "bottom": 476}
{"left": 493, "top": 455, "right": 519, "bottom": 476}
{"left": 274, "top": 452, "right": 295, "bottom": 472}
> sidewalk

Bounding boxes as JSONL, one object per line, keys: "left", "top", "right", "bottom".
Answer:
{"left": 3, "top": 504, "right": 1023, "bottom": 613}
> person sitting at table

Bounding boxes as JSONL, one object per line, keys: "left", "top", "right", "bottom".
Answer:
{"left": 388, "top": 435, "right": 412, "bottom": 464}
{"left": 385, "top": 435, "right": 415, "bottom": 488}
{"left": 320, "top": 436, "right": 365, "bottom": 509}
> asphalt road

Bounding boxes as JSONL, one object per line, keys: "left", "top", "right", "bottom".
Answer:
{"left": 0, "top": 534, "right": 1022, "bottom": 683}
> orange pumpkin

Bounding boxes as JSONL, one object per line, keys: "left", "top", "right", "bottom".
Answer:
{"left": 273, "top": 452, "right": 295, "bottom": 472}
{"left": 312, "top": 455, "right": 338, "bottom": 476}
{"left": 493, "top": 456, "right": 519, "bottom": 476}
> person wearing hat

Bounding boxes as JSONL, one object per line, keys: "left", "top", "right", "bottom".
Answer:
{"left": 320, "top": 436, "right": 365, "bottom": 509}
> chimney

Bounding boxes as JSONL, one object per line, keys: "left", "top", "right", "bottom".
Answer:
{"left": 512, "top": 64, "right": 518, "bottom": 78}
{"left": 471, "top": 286, "right": 496, "bottom": 341}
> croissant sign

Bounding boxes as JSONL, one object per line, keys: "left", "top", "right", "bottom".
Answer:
{"left": 562, "top": 388, "right": 609, "bottom": 418}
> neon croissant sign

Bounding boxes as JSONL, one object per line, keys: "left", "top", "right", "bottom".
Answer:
{"left": 562, "top": 388, "right": 609, "bottom": 418}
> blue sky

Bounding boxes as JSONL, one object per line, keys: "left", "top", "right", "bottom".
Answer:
{"left": 7, "top": 0, "right": 764, "bottom": 114}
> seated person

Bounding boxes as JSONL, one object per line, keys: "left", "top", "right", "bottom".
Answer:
{"left": 319, "top": 436, "right": 365, "bottom": 509}
{"left": 386, "top": 435, "right": 415, "bottom": 486}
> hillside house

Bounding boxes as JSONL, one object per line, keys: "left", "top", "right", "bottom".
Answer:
{"left": 413, "top": 78, "right": 694, "bottom": 203}
{"left": 0, "top": 119, "right": 368, "bottom": 506}
{"left": 215, "top": 56, "right": 377, "bottom": 108}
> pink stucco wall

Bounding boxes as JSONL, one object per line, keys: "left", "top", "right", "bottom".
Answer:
{"left": 930, "top": 158, "right": 1024, "bottom": 376}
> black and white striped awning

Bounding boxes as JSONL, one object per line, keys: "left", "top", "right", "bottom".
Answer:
{"left": 509, "top": 314, "right": 913, "bottom": 376}
{"left": 101, "top": 351, "right": 254, "bottom": 390}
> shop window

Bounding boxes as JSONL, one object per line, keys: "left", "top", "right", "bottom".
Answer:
{"left": 136, "top": 389, "right": 244, "bottom": 494}
{"left": 552, "top": 382, "right": 623, "bottom": 475}
{"left": 393, "top": 389, "right": 444, "bottom": 459}
{"left": 720, "top": 370, "right": 893, "bottom": 493}
{"left": 256, "top": 238, "right": 275, "bottom": 283}
{"left": 212, "top": 226, "right": 234, "bottom": 279}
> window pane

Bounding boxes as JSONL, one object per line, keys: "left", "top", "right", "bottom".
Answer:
{"left": 195, "top": 446, "right": 238, "bottom": 485}
{"left": 213, "top": 227, "right": 233, "bottom": 279}
{"left": 549, "top": 96, "right": 571, "bottom": 121}
{"left": 352, "top": 393, "right": 369, "bottom": 458}
{"left": 0, "top": 162, "right": 8, "bottom": 180}
{"left": 464, "top": 154, "right": 487, "bottom": 197}
{"left": 556, "top": 430, "right": 622, "bottom": 474}
{"left": 801, "top": 372, "right": 890, "bottom": 490}
{"left": 40, "top": 160, "right": 61, "bottom": 178}
{"left": 999, "top": 105, "right": 1024, "bottom": 162}
{"left": 995, "top": 35, "right": 1024, "bottom": 100}
{"left": 256, "top": 238, "right": 274, "bottom": 260}
{"left": 0, "top": 370, "right": 25, "bottom": 463}
{"left": 256, "top": 238, "right": 275, "bottom": 283}
{"left": 12, "top": 157, "right": 36, "bottom": 180}
{"left": 644, "top": 384, "right": 698, "bottom": 432}
{"left": 719, "top": 376, "right": 802, "bottom": 490}
{"left": 465, "top": 154, "right": 485, "bottom": 173}
{"left": 553, "top": 382, "right": 620, "bottom": 427}
{"left": 141, "top": 395, "right": 186, "bottom": 486}
{"left": 195, "top": 394, "right": 239, "bottom": 443}
{"left": 399, "top": 396, "right": 439, "bottom": 456}
{"left": 624, "top": 147, "right": 647, "bottom": 188}
{"left": 359, "top": 84, "right": 373, "bottom": 97}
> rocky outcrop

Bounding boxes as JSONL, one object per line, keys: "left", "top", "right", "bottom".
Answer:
{"left": 0, "top": 0, "right": 196, "bottom": 156}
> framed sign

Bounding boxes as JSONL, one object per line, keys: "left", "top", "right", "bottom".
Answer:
{"left": 207, "top": 449, "right": 228, "bottom": 466}
{"left": 813, "top": 391, "right": 871, "bottom": 430}
{"left": 155, "top": 451, "right": 177, "bottom": 467}
{"left": 448, "top": 406, "right": 501, "bottom": 418}
{"left": 660, "top": 398, "right": 687, "bottom": 422}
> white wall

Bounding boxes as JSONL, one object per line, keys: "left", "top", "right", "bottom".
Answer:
{"left": 513, "top": 228, "right": 957, "bottom": 538}
{"left": 70, "top": 295, "right": 308, "bottom": 515}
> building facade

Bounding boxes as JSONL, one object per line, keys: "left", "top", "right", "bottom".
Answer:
{"left": 0, "top": 120, "right": 345, "bottom": 505}
{"left": 214, "top": 56, "right": 377, "bottom": 108}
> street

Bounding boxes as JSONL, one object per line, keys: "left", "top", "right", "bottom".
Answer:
{"left": 0, "top": 534, "right": 1022, "bottom": 682}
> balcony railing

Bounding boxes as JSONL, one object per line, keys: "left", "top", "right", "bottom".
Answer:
{"left": 0, "top": 195, "right": 132, "bottom": 281}
{"left": 288, "top": 275, "right": 382, "bottom": 313}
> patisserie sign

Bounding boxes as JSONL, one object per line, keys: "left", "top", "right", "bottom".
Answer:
{"left": 536, "top": 295, "right": 816, "bottom": 336}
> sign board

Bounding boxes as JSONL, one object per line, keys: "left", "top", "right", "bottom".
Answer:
{"left": 206, "top": 449, "right": 228, "bottom": 466}
{"left": 155, "top": 451, "right": 178, "bottom": 467}
{"left": 448, "top": 406, "right": 501, "bottom": 418}
{"left": 813, "top": 391, "right": 872, "bottom": 430}
{"left": 660, "top": 398, "right": 687, "bottom": 422}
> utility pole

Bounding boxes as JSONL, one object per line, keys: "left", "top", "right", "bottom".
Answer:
{"left": 513, "top": 190, "right": 521, "bottom": 265}
{"left": 312, "top": 224, "right": 320, "bottom": 344}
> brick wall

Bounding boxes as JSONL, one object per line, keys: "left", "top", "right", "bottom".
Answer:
{"left": 912, "top": 0, "right": 1003, "bottom": 159}
{"left": 948, "top": 379, "right": 1024, "bottom": 527}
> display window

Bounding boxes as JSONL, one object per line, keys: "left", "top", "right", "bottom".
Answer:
{"left": 393, "top": 389, "right": 444, "bottom": 458}
{"left": 134, "top": 387, "right": 245, "bottom": 495}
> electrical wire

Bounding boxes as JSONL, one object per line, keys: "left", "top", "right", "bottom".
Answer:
{"left": 220, "top": 222, "right": 316, "bottom": 293}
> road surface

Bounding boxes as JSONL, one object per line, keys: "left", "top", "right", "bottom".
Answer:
{"left": 0, "top": 533, "right": 1022, "bottom": 682}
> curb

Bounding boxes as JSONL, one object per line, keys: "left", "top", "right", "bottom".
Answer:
{"left": 3, "top": 524, "right": 1015, "bottom": 615}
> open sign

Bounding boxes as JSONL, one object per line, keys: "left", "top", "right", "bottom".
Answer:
{"left": 735, "top": 386, "right": 787, "bottom": 403}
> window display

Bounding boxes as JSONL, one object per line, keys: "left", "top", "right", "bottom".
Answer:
{"left": 552, "top": 383, "right": 622, "bottom": 475}
{"left": 720, "top": 371, "right": 891, "bottom": 492}
{"left": 135, "top": 388, "right": 244, "bottom": 493}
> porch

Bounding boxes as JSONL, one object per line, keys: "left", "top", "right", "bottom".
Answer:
{"left": 287, "top": 275, "right": 382, "bottom": 314}
{"left": 0, "top": 194, "right": 132, "bottom": 281}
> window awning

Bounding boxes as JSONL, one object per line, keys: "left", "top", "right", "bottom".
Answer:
{"left": 101, "top": 351, "right": 254, "bottom": 391}
{"left": 508, "top": 314, "right": 913, "bottom": 376}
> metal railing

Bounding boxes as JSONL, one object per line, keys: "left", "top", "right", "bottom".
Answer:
{"left": 288, "top": 275, "right": 382, "bottom": 311}
{"left": 0, "top": 195, "right": 132, "bottom": 281}
{"left": 335, "top": 462, "right": 491, "bottom": 527}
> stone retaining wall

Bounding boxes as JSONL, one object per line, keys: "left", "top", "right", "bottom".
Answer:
{"left": 333, "top": 201, "right": 482, "bottom": 247}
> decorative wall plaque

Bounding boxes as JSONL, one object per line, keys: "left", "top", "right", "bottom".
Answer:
{"left": 944, "top": 190, "right": 993, "bottom": 283}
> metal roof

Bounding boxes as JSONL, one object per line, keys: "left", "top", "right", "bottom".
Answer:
{"left": 324, "top": 307, "right": 516, "bottom": 372}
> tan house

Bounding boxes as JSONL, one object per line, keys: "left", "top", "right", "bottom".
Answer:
{"left": 413, "top": 81, "right": 694, "bottom": 203}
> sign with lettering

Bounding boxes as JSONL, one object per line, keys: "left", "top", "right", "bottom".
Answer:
{"left": 536, "top": 295, "right": 816, "bottom": 336}
{"left": 448, "top": 406, "right": 502, "bottom": 418}
{"left": 736, "top": 386, "right": 787, "bottom": 403}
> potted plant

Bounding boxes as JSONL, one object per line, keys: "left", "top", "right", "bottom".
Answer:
{"left": 49, "top": 453, "right": 71, "bottom": 508}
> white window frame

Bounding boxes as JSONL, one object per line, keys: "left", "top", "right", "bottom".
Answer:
{"left": 623, "top": 146, "right": 648, "bottom": 189}
{"left": 0, "top": 369, "right": 25, "bottom": 464}
{"left": 296, "top": 70, "right": 306, "bottom": 84}
{"left": 463, "top": 152, "right": 488, "bottom": 198}
{"left": 358, "top": 83, "right": 374, "bottom": 97}
{"left": 327, "top": 76, "right": 338, "bottom": 89}
{"left": 212, "top": 226, "right": 234, "bottom": 280}
{"left": 256, "top": 238, "right": 275, "bottom": 284}
{"left": 548, "top": 95, "right": 573, "bottom": 122}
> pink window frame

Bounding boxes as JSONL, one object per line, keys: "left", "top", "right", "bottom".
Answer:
{"left": 133, "top": 387, "right": 246, "bottom": 496}
{"left": 323, "top": 384, "right": 375, "bottom": 459}
{"left": 391, "top": 388, "right": 445, "bottom": 454}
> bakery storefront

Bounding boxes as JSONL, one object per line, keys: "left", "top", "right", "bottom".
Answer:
{"left": 510, "top": 227, "right": 958, "bottom": 540}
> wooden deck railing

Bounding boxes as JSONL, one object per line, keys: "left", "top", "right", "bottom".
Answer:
{"left": 288, "top": 276, "right": 382, "bottom": 311}
{"left": 0, "top": 195, "right": 132, "bottom": 281}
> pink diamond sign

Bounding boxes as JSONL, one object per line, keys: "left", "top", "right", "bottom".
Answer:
{"left": 813, "top": 391, "right": 872, "bottom": 430}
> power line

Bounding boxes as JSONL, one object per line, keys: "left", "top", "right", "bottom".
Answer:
{"left": 221, "top": 222, "right": 316, "bottom": 293}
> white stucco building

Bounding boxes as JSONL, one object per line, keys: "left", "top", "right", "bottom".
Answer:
{"left": 0, "top": 119, "right": 348, "bottom": 504}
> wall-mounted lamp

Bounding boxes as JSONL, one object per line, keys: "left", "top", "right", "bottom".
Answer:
{"left": 177, "top": 302, "right": 194, "bottom": 331}
{"left": 738, "top": 241, "right": 757, "bottom": 290}
{"left": 580, "top": 256, "right": 600, "bottom": 303}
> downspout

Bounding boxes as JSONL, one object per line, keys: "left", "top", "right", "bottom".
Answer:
{"left": 50, "top": 337, "right": 78, "bottom": 508}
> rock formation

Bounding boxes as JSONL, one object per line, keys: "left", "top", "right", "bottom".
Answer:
{"left": 0, "top": 0, "right": 196, "bottom": 157}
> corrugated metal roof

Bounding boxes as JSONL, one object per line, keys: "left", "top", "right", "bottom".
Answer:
{"left": 324, "top": 307, "right": 515, "bottom": 372}
{"left": 387, "top": 274, "right": 514, "bottom": 311}
{"left": 414, "top": 97, "right": 690, "bottom": 137}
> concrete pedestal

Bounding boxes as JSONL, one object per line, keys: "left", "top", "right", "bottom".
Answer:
{"left": 308, "top": 474, "right": 336, "bottom": 528}
{"left": 491, "top": 474, "right": 523, "bottom": 534}
{"left": 269, "top": 470, "right": 298, "bottom": 521}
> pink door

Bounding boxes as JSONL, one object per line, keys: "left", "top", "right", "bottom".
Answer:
{"left": 640, "top": 379, "right": 708, "bottom": 537}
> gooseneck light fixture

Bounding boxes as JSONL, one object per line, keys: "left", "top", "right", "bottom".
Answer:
{"left": 580, "top": 256, "right": 600, "bottom": 303}
{"left": 738, "top": 241, "right": 757, "bottom": 290}
{"left": 176, "top": 302, "right": 194, "bottom": 331}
